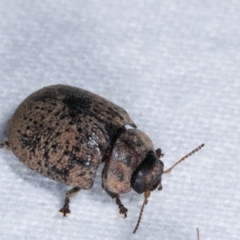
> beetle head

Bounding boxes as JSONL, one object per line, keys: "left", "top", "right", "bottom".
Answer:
{"left": 131, "top": 151, "right": 164, "bottom": 194}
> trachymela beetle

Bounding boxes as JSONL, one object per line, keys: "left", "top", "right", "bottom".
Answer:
{"left": 0, "top": 85, "right": 204, "bottom": 233}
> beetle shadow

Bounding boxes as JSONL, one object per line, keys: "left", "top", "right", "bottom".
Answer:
{"left": 3, "top": 149, "right": 68, "bottom": 199}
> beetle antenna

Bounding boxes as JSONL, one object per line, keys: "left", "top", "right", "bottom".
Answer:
{"left": 197, "top": 227, "right": 200, "bottom": 240}
{"left": 164, "top": 144, "right": 204, "bottom": 174}
{"left": 133, "top": 190, "right": 151, "bottom": 234}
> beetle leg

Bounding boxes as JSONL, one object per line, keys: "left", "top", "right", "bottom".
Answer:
{"left": 115, "top": 195, "right": 128, "bottom": 218}
{"left": 0, "top": 141, "right": 11, "bottom": 150}
{"left": 59, "top": 197, "right": 70, "bottom": 216}
{"left": 158, "top": 182, "right": 163, "bottom": 191}
{"left": 105, "top": 190, "right": 128, "bottom": 218}
{"left": 155, "top": 148, "right": 164, "bottom": 158}
{"left": 59, "top": 187, "right": 80, "bottom": 216}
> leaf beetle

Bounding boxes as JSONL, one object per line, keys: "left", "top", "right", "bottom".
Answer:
{"left": 0, "top": 84, "right": 204, "bottom": 233}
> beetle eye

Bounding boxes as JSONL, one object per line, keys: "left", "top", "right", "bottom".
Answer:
{"left": 131, "top": 151, "right": 164, "bottom": 194}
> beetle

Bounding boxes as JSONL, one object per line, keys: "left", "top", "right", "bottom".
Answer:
{"left": 0, "top": 84, "right": 204, "bottom": 233}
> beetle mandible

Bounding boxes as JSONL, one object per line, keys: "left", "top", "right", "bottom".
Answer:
{"left": 0, "top": 84, "right": 204, "bottom": 233}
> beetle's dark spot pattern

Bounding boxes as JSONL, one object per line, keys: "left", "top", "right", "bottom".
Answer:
{"left": 115, "top": 170, "right": 124, "bottom": 182}
{"left": 50, "top": 165, "right": 69, "bottom": 178}
{"left": 44, "top": 151, "right": 50, "bottom": 161}
{"left": 54, "top": 111, "right": 61, "bottom": 117}
{"left": 59, "top": 114, "right": 66, "bottom": 120}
